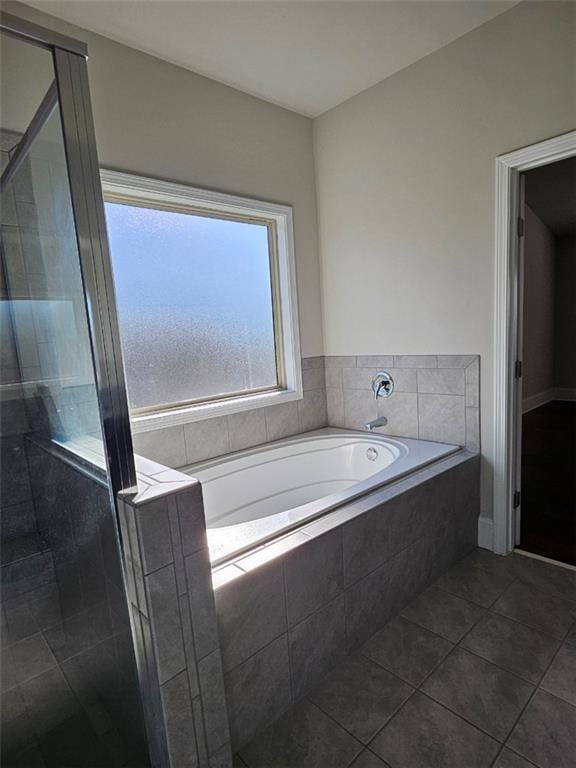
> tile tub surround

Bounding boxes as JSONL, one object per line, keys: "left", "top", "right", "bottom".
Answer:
{"left": 325, "top": 354, "right": 480, "bottom": 452}
{"left": 132, "top": 354, "right": 479, "bottom": 471}
{"left": 212, "top": 450, "right": 480, "bottom": 749}
{"left": 119, "top": 459, "right": 233, "bottom": 768}
{"left": 237, "top": 549, "right": 576, "bottom": 768}
{"left": 132, "top": 357, "right": 328, "bottom": 468}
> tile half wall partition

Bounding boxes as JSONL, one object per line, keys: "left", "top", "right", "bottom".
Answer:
{"left": 118, "top": 460, "right": 233, "bottom": 768}
{"left": 133, "top": 355, "right": 480, "bottom": 468}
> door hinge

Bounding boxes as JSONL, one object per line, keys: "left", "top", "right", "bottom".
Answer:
{"left": 517, "top": 217, "right": 525, "bottom": 238}
{"left": 513, "top": 490, "right": 521, "bottom": 509}
{"left": 515, "top": 360, "right": 522, "bottom": 379}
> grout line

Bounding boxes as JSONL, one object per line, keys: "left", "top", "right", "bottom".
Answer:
{"left": 418, "top": 562, "right": 576, "bottom": 754}
{"left": 434, "top": 552, "right": 576, "bottom": 630}
{"left": 301, "top": 699, "right": 367, "bottom": 759}
{"left": 493, "top": 618, "right": 576, "bottom": 757}
{"left": 181, "top": 546, "right": 215, "bottom": 758}
{"left": 223, "top": 629, "right": 288, "bottom": 676}
{"left": 175, "top": 587, "right": 199, "bottom": 705}
{"left": 489, "top": 745, "right": 540, "bottom": 768}
{"left": 411, "top": 690, "right": 505, "bottom": 746}
{"left": 483, "top": 602, "right": 562, "bottom": 642}
{"left": 362, "top": 576, "right": 544, "bottom": 749}
{"left": 359, "top": 623, "right": 454, "bottom": 686}
{"left": 431, "top": 571, "right": 514, "bottom": 610}
{"left": 280, "top": 558, "right": 295, "bottom": 706}
{"left": 239, "top": 551, "right": 574, "bottom": 764}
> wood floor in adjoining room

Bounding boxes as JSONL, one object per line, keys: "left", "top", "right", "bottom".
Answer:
{"left": 520, "top": 400, "right": 576, "bottom": 566}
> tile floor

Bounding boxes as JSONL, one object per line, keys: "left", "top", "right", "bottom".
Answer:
{"left": 234, "top": 548, "right": 576, "bottom": 768}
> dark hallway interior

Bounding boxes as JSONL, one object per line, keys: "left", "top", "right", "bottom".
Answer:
{"left": 519, "top": 160, "right": 576, "bottom": 568}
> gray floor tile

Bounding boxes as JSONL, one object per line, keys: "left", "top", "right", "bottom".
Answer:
{"left": 512, "top": 555, "right": 576, "bottom": 603}
{"left": 43, "top": 602, "right": 114, "bottom": 664}
{"left": 239, "top": 700, "right": 363, "bottom": 768}
{"left": 493, "top": 582, "right": 576, "bottom": 639}
{"left": 401, "top": 587, "right": 484, "bottom": 643}
{"left": 421, "top": 647, "right": 533, "bottom": 741}
{"left": 348, "top": 750, "right": 390, "bottom": 768}
{"left": 3, "top": 744, "right": 46, "bottom": 768}
{"left": 493, "top": 748, "right": 536, "bottom": 768}
{"left": 460, "top": 550, "right": 519, "bottom": 581}
{"left": 370, "top": 692, "right": 499, "bottom": 768}
{"left": 19, "top": 666, "right": 78, "bottom": 736}
{"left": 460, "top": 612, "right": 560, "bottom": 684}
{"left": 362, "top": 616, "right": 453, "bottom": 686}
{"left": 540, "top": 642, "right": 576, "bottom": 707}
{"left": 5, "top": 633, "right": 56, "bottom": 687}
{"left": 507, "top": 689, "right": 576, "bottom": 768}
{"left": 435, "top": 560, "right": 514, "bottom": 608}
{"left": 310, "top": 655, "right": 413, "bottom": 743}
{"left": 1, "top": 603, "right": 39, "bottom": 645}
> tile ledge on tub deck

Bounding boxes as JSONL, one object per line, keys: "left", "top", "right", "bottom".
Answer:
{"left": 120, "top": 453, "right": 202, "bottom": 506}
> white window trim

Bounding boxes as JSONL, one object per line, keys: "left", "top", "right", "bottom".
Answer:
{"left": 100, "top": 169, "right": 302, "bottom": 434}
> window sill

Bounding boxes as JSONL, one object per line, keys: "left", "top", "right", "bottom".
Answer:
{"left": 130, "top": 386, "right": 303, "bottom": 434}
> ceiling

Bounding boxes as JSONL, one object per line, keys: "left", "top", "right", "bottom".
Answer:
{"left": 525, "top": 157, "right": 576, "bottom": 238}
{"left": 24, "top": 0, "right": 519, "bottom": 117}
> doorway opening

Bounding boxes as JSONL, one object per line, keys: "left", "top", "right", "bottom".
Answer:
{"left": 493, "top": 130, "right": 576, "bottom": 561}
{"left": 519, "top": 159, "right": 576, "bottom": 565}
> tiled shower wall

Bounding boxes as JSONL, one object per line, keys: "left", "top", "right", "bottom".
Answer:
{"left": 1, "top": 436, "right": 149, "bottom": 767}
{"left": 1, "top": 130, "right": 149, "bottom": 766}
{"left": 133, "top": 354, "right": 479, "bottom": 468}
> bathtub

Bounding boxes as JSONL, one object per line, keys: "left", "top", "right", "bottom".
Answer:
{"left": 182, "top": 428, "right": 459, "bottom": 565}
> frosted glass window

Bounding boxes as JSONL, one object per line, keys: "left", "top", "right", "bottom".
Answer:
{"left": 105, "top": 201, "right": 279, "bottom": 411}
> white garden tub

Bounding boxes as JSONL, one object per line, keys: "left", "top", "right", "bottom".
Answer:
{"left": 181, "top": 428, "right": 459, "bottom": 565}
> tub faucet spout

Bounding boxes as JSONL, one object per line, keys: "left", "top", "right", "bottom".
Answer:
{"left": 365, "top": 416, "right": 388, "bottom": 431}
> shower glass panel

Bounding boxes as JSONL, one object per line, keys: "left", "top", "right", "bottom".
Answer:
{"left": 1, "top": 26, "right": 149, "bottom": 768}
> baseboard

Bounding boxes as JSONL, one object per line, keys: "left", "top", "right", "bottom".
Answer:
{"left": 522, "top": 389, "right": 554, "bottom": 413}
{"left": 477, "top": 515, "right": 493, "bottom": 551}
{"left": 523, "top": 387, "right": 576, "bottom": 412}
{"left": 554, "top": 387, "right": 576, "bottom": 402}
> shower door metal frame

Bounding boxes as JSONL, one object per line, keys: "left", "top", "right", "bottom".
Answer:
{"left": 0, "top": 10, "right": 137, "bottom": 500}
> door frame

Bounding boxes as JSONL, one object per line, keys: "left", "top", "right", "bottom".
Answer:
{"left": 493, "top": 129, "right": 576, "bottom": 555}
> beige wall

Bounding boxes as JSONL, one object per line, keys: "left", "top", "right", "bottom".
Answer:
{"left": 554, "top": 236, "right": 576, "bottom": 390}
{"left": 522, "top": 207, "right": 556, "bottom": 403}
{"left": 5, "top": 1, "right": 323, "bottom": 358}
{"left": 314, "top": 1, "right": 576, "bottom": 518}
{"left": 7, "top": 0, "right": 576, "bottom": 519}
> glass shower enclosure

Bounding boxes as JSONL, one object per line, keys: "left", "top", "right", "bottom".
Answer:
{"left": 1, "top": 13, "right": 149, "bottom": 767}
